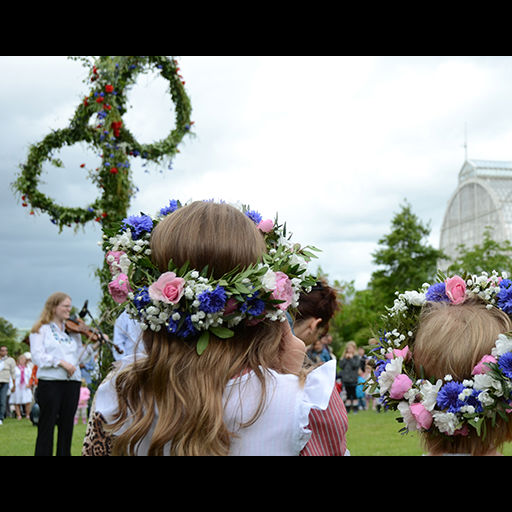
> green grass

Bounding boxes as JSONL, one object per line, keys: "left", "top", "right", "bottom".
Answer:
{"left": 346, "top": 409, "right": 512, "bottom": 455}
{"left": 0, "top": 417, "right": 88, "bottom": 456}
{"left": 2, "top": 410, "right": 512, "bottom": 455}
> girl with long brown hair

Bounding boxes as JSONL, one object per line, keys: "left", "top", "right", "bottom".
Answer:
{"left": 84, "top": 201, "right": 348, "bottom": 455}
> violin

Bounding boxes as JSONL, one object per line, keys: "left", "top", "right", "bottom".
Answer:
{"left": 65, "top": 315, "right": 124, "bottom": 354}
{"left": 65, "top": 316, "right": 101, "bottom": 341}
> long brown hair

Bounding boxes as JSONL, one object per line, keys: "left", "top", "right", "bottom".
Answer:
{"left": 108, "top": 201, "right": 297, "bottom": 455}
{"left": 414, "top": 296, "right": 512, "bottom": 455}
{"left": 31, "top": 292, "right": 70, "bottom": 334}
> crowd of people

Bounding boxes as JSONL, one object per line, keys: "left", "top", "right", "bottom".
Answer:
{"left": 5, "top": 200, "right": 512, "bottom": 456}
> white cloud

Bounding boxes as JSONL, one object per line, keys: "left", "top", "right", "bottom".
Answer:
{"left": 3, "top": 56, "right": 512, "bottom": 328}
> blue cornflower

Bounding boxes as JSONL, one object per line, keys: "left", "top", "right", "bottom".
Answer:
{"left": 133, "top": 287, "right": 150, "bottom": 311}
{"left": 425, "top": 282, "right": 449, "bottom": 302}
{"left": 167, "top": 313, "right": 199, "bottom": 339}
{"left": 245, "top": 210, "right": 262, "bottom": 225}
{"left": 498, "top": 352, "right": 512, "bottom": 379}
{"left": 198, "top": 286, "right": 227, "bottom": 314}
{"left": 122, "top": 214, "right": 154, "bottom": 239}
{"left": 500, "top": 278, "right": 512, "bottom": 289}
{"left": 240, "top": 291, "right": 265, "bottom": 317}
{"left": 374, "top": 359, "right": 388, "bottom": 379}
{"left": 437, "top": 381, "right": 465, "bottom": 413}
{"left": 159, "top": 199, "right": 179, "bottom": 217}
{"left": 463, "top": 388, "right": 484, "bottom": 414}
{"left": 497, "top": 285, "right": 512, "bottom": 314}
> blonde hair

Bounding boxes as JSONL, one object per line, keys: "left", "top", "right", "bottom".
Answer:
{"left": 342, "top": 341, "right": 357, "bottom": 358}
{"left": 31, "top": 292, "right": 71, "bottom": 334}
{"left": 108, "top": 201, "right": 303, "bottom": 456}
{"left": 414, "top": 296, "right": 512, "bottom": 455}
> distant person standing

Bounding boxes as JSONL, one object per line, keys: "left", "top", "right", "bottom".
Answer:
{"left": 30, "top": 292, "right": 83, "bottom": 456}
{"left": 10, "top": 354, "right": 33, "bottom": 420}
{"left": 0, "top": 345, "right": 16, "bottom": 425}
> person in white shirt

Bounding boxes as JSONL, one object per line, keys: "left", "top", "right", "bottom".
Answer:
{"left": 0, "top": 345, "right": 16, "bottom": 425}
{"left": 112, "top": 309, "right": 143, "bottom": 361}
{"left": 30, "top": 292, "right": 84, "bottom": 456}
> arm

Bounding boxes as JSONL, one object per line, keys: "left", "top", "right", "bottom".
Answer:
{"left": 300, "top": 387, "right": 349, "bottom": 456}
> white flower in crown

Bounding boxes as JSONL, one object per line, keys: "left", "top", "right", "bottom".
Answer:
{"left": 102, "top": 199, "right": 320, "bottom": 355}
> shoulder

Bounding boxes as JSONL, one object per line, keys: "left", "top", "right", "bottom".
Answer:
{"left": 93, "top": 353, "right": 145, "bottom": 422}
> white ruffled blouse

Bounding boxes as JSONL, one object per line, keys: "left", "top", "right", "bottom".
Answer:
{"left": 93, "top": 356, "right": 336, "bottom": 456}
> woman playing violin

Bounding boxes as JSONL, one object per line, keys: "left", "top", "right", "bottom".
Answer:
{"left": 30, "top": 292, "right": 85, "bottom": 456}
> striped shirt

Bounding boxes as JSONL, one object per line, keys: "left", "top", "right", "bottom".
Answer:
{"left": 300, "top": 388, "right": 349, "bottom": 456}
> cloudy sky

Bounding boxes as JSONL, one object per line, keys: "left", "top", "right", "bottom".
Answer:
{"left": 3, "top": 56, "right": 512, "bottom": 330}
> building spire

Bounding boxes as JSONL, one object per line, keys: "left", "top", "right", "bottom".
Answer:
{"left": 464, "top": 122, "right": 468, "bottom": 161}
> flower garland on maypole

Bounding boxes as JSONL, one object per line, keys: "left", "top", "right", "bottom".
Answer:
{"left": 12, "top": 56, "right": 193, "bottom": 375}
{"left": 12, "top": 56, "right": 193, "bottom": 230}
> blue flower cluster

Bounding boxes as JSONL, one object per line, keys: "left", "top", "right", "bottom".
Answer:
{"left": 133, "top": 287, "right": 151, "bottom": 310}
{"left": 245, "top": 210, "right": 262, "bottom": 225}
{"left": 425, "top": 282, "right": 449, "bottom": 302}
{"left": 240, "top": 291, "right": 265, "bottom": 317}
{"left": 159, "top": 199, "right": 179, "bottom": 217}
{"left": 497, "top": 279, "right": 512, "bottom": 314}
{"left": 198, "top": 286, "right": 227, "bottom": 314}
{"left": 122, "top": 214, "right": 154, "bottom": 239}
{"left": 436, "top": 381, "right": 483, "bottom": 414}
{"left": 167, "top": 313, "right": 199, "bottom": 339}
{"left": 498, "top": 352, "right": 512, "bottom": 379}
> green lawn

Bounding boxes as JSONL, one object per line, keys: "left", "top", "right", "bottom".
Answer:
{"left": 346, "top": 409, "right": 512, "bottom": 456}
{"left": 2, "top": 410, "right": 512, "bottom": 455}
{"left": 0, "top": 417, "right": 88, "bottom": 456}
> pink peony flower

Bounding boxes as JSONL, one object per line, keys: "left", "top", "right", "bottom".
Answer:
{"left": 471, "top": 354, "right": 497, "bottom": 375}
{"left": 108, "top": 273, "right": 132, "bottom": 304}
{"left": 409, "top": 402, "right": 433, "bottom": 430}
{"left": 105, "top": 250, "right": 126, "bottom": 274}
{"left": 453, "top": 425, "right": 469, "bottom": 436}
{"left": 271, "top": 271, "right": 294, "bottom": 311}
{"left": 445, "top": 275, "right": 466, "bottom": 305}
{"left": 257, "top": 219, "right": 274, "bottom": 233}
{"left": 148, "top": 272, "right": 185, "bottom": 304}
{"left": 389, "top": 374, "right": 413, "bottom": 399}
{"left": 385, "top": 346, "right": 411, "bottom": 361}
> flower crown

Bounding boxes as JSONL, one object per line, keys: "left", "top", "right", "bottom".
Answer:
{"left": 365, "top": 270, "right": 512, "bottom": 439}
{"left": 103, "top": 199, "right": 319, "bottom": 354}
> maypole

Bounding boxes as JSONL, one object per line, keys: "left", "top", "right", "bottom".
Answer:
{"left": 13, "top": 56, "right": 193, "bottom": 376}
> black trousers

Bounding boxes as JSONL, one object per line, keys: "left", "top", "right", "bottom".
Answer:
{"left": 34, "top": 379, "right": 81, "bottom": 456}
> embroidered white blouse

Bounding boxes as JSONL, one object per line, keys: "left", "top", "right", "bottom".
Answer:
{"left": 30, "top": 323, "right": 83, "bottom": 382}
{"left": 93, "top": 356, "right": 337, "bottom": 456}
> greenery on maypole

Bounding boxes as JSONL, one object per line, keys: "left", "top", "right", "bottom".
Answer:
{"left": 12, "top": 56, "right": 193, "bottom": 377}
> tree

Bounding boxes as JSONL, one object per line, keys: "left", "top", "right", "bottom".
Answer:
{"left": 369, "top": 200, "right": 446, "bottom": 307}
{"left": 447, "top": 226, "right": 512, "bottom": 276}
{"left": 0, "top": 317, "right": 19, "bottom": 356}
{"left": 331, "top": 282, "right": 382, "bottom": 350}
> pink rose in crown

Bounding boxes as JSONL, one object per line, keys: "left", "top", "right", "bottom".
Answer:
{"left": 108, "top": 273, "right": 132, "bottom": 304}
{"left": 257, "top": 219, "right": 274, "bottom": 233}
{"left": 471, "top": 354, "right": 497, "bottom": 375}
{"left": 445, "top": 275, "right": 466, "bottom": 305}
{"left": 385, "top": 346, "right": 411, "bottom": 361}
{"left": 148, "top": 272, "right": 185, "bottom": 304}
{"left": 409, "top": 403, "right": 433, "bottom": 430}
{"left": 271, "top": 271, "right": 294, "bottom": 311}
{"left": 389, "top": 374, "right": 413, "bottom": 399}
{"left": 105, "top": 250, "right": 125, "bottom": 274}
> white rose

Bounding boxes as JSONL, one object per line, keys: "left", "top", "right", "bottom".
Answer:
{"left": 261, "top": 268, "right": 277, "bottom": 291}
